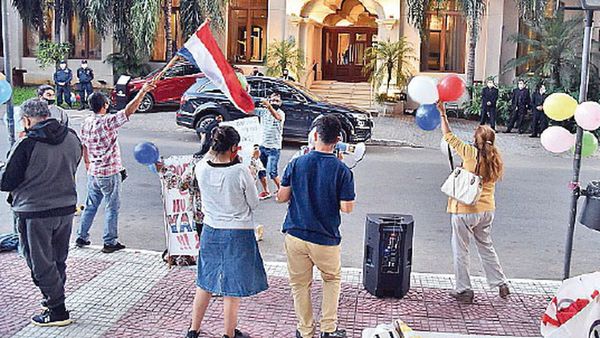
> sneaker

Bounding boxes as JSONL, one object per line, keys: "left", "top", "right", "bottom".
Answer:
{"left": 223, "top": 329, "right": 248, "bottom": 338}
{"left": 258, "top": 191, "right": 271, "bottom": 200}
{"left": 321, "top": 328, "right": 347, "bottom": 338}
{"left": 499, "top": 283, "right": 511, "bottom": 299}
{"left": 529, "top": 134, "right": 538, "bottom": 138}
{"left": 296, "top": 330, "right": 302, "bottom": 338}
{"left": 101, "top": 242, "right": 126, "bottom": 253}
{"left": 449, "top": 289, "right": 474, "bottom": 303}
{"left": 40, "top": 299, "right": 48, "bottom": 311}
{"left": 503, "top": 129, "right": 512, "bottom": 133}
{"left": 31, "top": 309, "right": 72, "bottom": 327}
{"left": 186, "top": 330, "right": 199, "bottom": 338}
{"left": 255, "top": 224, "right": 264, "bottom": 242}
{"left": 75, "top": 237, "right": 90, "bottom": 248}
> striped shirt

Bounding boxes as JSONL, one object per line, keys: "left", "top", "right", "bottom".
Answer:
{"left": 255, "top": 108, "right": 285, "bottom": 149}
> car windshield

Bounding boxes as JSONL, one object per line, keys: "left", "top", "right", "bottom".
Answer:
{"left": 285, "top": 81, "right": 324, "bottom": 102}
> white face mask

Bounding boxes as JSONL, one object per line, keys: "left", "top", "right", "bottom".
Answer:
{"left": 518, "top": 83, "right": 525, "bottom": 90}
{"left": 60, "top": 64, "right": 66, "bottom": 69}
{"left": 82, "top": 64, "right": 88, "bottom": 69}
{"left": 487, "top": 82, "right": 493, "bottom": 88}
{"left": 540, "top": 87, "right": 546, "bottom": 94}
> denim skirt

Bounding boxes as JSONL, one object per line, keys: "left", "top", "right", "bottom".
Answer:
{"left": 196, "top": 224, "right": 268, "bottom": 297}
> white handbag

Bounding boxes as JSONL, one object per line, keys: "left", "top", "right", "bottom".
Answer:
{"left": 440, "top": 144, "right": 483, "bottom": 206}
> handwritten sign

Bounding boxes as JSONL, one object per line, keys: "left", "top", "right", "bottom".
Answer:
{"left": 220, "top": 116, "right": 262, "bottom": 166}
{"left": 160, "top": 155, "right": 200, "bottom": 256}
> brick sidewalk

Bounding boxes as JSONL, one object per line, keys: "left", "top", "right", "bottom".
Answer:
{"left": 0, "top": 247, "right": 556, "bottom": 338}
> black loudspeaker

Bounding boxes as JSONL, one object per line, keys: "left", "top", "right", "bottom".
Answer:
{"left": 114, "top": 75, "right": 132, "bottom": 110}
{"left": 363, "top": 214, "right": 414, "bottom": 298}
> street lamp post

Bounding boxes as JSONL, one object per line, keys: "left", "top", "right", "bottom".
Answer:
{"left": 1, "top": 0, "right": 15, "bottom": 145}
{"left": 562, "top": 0, "right": 600, "bottom": 279}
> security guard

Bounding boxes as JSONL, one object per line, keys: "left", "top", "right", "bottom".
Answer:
{"left": 54, "top": 60, "right": 72, "bottom": 108}
{"left": 505, "top": 79, "right": 530, "bottom": 134}
{"left": 77, "top": 60, "right": 94, "bottom": 110}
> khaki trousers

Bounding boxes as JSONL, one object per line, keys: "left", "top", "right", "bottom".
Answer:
{"left": 451, "top": 211, "right": 508, "bottom": 292}
{"left": 284, "top": 234, "right": 341, "bottom": 338}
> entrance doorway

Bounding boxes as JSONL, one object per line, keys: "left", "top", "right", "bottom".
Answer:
{"left": 322, "top": 27, "right": 377, "bottom": 82}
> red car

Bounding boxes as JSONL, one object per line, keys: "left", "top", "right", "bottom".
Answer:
{"left": 112, "top": 61, "right": 204, "bottom": 113}
{"left": 112, "top": 62, "right": 242, "bottom": 113}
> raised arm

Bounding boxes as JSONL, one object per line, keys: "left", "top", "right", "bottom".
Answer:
{"left": 260, "top": 99, "right": 282, "bottom": 121}
{"left": 439, "top": 102, "right": 451, "bottom": 135}
{"left": 124, "top": 82, "right": 157, "bottom": 118}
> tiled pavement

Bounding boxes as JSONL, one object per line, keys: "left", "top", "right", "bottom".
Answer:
{"left": 0, "top": 247, "right": 558, "bottom": 338}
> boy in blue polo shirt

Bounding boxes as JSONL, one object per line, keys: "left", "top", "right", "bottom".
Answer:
{"left": 276, "top": 115, "right": 355, "bottom": 338}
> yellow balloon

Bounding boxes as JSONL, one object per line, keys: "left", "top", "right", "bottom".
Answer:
{"left": 0, "top": 73, "right": 5, "bottom": 81}
{"left": 543, "top": 93, "right": 578, "bottom": 121}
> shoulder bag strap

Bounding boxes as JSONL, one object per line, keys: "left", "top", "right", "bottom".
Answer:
{"left": 447, "top": 144, "right": 454, "bottom": 171}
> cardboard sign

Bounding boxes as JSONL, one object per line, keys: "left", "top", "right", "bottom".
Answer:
{"left": 160, "top": 155, "right": 200, "bottom": 256}
{"left": 220, "top": 116, "right": 262, "bottom": 166}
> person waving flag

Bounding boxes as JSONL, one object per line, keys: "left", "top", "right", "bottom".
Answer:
{"left": 177, "top": 20, "right": 255, "bottom": 114}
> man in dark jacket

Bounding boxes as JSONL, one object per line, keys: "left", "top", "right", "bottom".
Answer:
{"left": 530, "top": 83, "right": 548, "bottom": 138}
{"left": 505, "top": 79, "right": 530, "bottom": 134}
{"left": 480, "top": 79, "right": 499, "bottom": 130}
{"left": 54, "top": 60, "right": 73, "bottom": 108}
{"left": 77, "top": 60, "right": 94, "bottom": 110}
{"left": 0, "top": 99, "right": 82, "bottom": 326}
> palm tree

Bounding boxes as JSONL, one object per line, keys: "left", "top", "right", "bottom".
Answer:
{"left": 265, "top": 38, "right": 305, "bottom": 79}
{"left": 515, "top": 0, "right": 551, "bottom": 26}
{"left": 180, "top": 0, "right": 226, "bottom": 38}
{"left": 503, "top": 14, "right": 582, "bottom": 89}
{"left": 13, "top": 0, "right": 73, "bottom": 42}
{"left": 363, "top": 38, "right": 415, "bottom": 97}
{"left": 164, "top": 0, "right": 173, "bottom": 59}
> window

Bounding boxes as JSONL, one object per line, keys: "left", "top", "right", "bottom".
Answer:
{"left": 227, "top": 0, "right": 268, "bottom": 64}
{"left": 420, "top": 0, "right": 466, "bottom": 73}
{"left": 23, "top": 9, "right": 53, "bottom": 57}
{"left": 164, "top": 65, "right": 186, "bottom": 78}
{"left": 68, "top": 15, "right": 102, "bottom": 59}
{"left": 184, "top": 64, "right": 200, "bottom": 76}
{"left": 152, "top": 0, "right": 185, "bottom": 62}
{"left": 515, "top": 1, "right": 558, "bottom": 75}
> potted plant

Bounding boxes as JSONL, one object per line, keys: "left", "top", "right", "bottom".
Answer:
{"left": 364, "top": 37, "right": 415, "bottom": 116}
{"left": 265, "top": 37, "right": 305, "bottom": 80}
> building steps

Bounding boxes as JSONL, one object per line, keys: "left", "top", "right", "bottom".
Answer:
{"left": 308, "top": 81, "right": 375, "bottom": 112}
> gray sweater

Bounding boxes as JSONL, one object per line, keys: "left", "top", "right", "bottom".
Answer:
{"left": 195, "top": 159, "right": 258, "bottom": 229}
{"left": 0, "top": 119, "right": 82, "bottom": 218}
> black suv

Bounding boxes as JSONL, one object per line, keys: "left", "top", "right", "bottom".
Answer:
{"left": 176, "top": 76, "right": 373, "bottom": 142}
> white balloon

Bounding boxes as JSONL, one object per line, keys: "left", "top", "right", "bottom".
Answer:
{"left": 408, "top": 76, "right": 439, "bottom": 104}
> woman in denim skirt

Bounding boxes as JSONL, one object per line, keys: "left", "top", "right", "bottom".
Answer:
{"left": 185, "top": 126, "right": 268, "bottom": 338}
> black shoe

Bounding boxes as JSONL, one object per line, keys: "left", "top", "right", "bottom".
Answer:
{"left": 503, "top": 129, "right": 512, "bottom": 133}
{"left": 101, "top": 242, "right": 126, "bottom": 253}
{"left": 529, "top": 134, "right": 538, "bottom": 138}
{"left": 321, "top": 328, "right": 347, "bottom": 338}
{"left": 518, "top": 131, "right": 524, "bottom": 134}
{"left": 75, "top": 237, "right": 90, "bottom": 248}
{"left": 296, "top": 330, "right": 302, "bottom": 338}
{"left": 40, "top": 299, "right": 48, "bottom": 311}
{"left": 186, "top": 330, "right": 199, "bottom": 338}
{"left": 223, "top": 329, "right": 248, "bottom": 338}
{"left": 31, "top": 309, "right": 72, "bottom": 327}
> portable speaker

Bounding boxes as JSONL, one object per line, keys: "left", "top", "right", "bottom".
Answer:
{"left": 363, "top": 214, "right": 414, "bottom": 298}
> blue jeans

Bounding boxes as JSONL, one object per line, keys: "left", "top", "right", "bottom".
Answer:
{"left": 259, "top": 146, "right": 281, "bottom": 179}
{"left": 78, "top": 174, "right": 121, "bottom": 245}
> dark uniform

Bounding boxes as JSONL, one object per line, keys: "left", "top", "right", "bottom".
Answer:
{"left": 506, "top": 87, "right": 530, "bottom": 133}
{"left": 530, "top": 91, "right": 548, "bottom": 137}
{"left": 77, "top": 64, "right": 94, "bottom": 109}
{"left": 54, "top": 65, "right": 73, "bottom": 108}
{"left": 480, "top": 86, "right": 499, "bottom": 130}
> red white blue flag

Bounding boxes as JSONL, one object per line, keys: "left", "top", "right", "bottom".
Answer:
{"left": 177, "top": 21, "right": 254, "bottom": 113}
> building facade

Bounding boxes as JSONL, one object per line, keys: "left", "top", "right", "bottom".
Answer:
{"left": 0, "top": 0, "right": 596, "bottom": 90}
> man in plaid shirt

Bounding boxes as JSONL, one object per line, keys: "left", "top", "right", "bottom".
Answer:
{"left": 76, "top": 82, "right": 156, "bottom": 253}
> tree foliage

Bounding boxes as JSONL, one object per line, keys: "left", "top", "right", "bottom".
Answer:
{"left": 180, "top": 0, "right": 226, "bottom": 39}
{"left": 515, "top": 0, "right": 550, "bottom": 26}
{"left": 363, "top": 38, "right": 415, "bottom": 98}
{"left": 35, "top": 40, "right": 71, "bottom": 69}
{"left": 266, "top": 38, "right": 305, "bottom": 79}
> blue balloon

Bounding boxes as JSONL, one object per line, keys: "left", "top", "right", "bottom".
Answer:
{"left": 134, "top": 142, "right": 160, "bottom": 165}
{"left": 0, "top": 80, "right": 13, "bottom": 105}
{"left": 415, "top": 104, "right": 441, "bottom": 131}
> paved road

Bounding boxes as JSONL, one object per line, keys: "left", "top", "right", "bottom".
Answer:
{"left": 1, "top": 111, "right": 599, "bottom": 280}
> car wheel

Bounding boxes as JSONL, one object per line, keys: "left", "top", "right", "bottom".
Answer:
{"left": 137, "top": 93, "right": 154, "bottom": 113}
{"left": 195, "top": 114, "right": 217, "bottom": 141}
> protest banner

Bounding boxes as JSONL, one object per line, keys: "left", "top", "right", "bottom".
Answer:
{"left": 159, "top": 155, "right": 200, "bottom": 256}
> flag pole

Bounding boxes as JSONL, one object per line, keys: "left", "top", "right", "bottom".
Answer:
{"left": 151, "top": 55, "right": 181, "bottom": 84}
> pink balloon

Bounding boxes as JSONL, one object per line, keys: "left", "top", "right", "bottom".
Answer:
{"left": 575, "top": 102, "right": 600, "bottom": 131}
{"left": 540, "top": 126, "right": 575, "bottom": 153}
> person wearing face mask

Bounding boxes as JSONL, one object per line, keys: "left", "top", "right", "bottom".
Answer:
{"left": 185, "top": 125, "right": 267, "bottom": 338}
{"left": 480, "top": 79, "right": 499, "bottom": 130}
{"left": 53, "top": 61, "right": 73, "bottom": 109}
{"left": 37, "top": 85, "right": 69, "bottom": 127}
{"left": 281, "top": 69, "right": 296, "bottom": 82}
{"left": 252, "top": 92, "right": 285, "bottom": 199}
{"left": 504, "top": 79, "right": 530, "bottom": 134}
{"left": 77, "top": 60, "right": 94, "bottom": 110}
{"left": 251, "top": 66, "right": 264, "bottom": 76}
{"left": 1, "top": 99, "right": 82, "bottom": 327}
{"left": 75, "top": 81, "right": 156, "bottom": 254}
{"left": 530, "top": 83, "right": 548, "bottom": 138}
